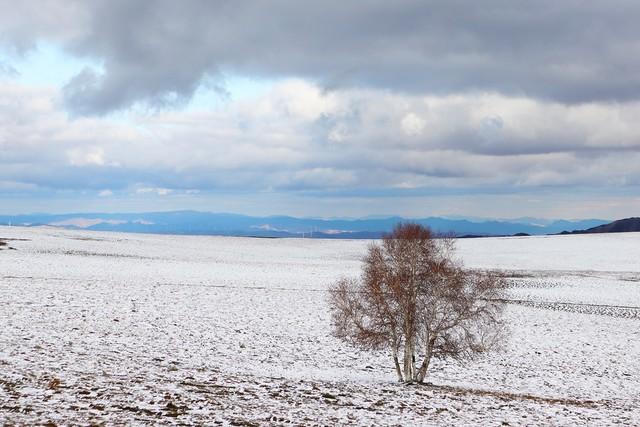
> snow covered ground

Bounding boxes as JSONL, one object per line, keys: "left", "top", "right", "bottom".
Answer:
{"left": 1, "top": 226, "right": 639, "bottom": 425}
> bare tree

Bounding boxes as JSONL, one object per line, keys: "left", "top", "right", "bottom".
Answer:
{"left": 329, "top": 223, "right": 506, "bottom": 383}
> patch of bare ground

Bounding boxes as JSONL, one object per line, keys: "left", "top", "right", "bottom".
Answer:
{"left": 495, "top": 298, "right": 640, "bottom": 319}
{"left": 0, "top": 237, "right": 27, "bottom": 250}
{"left": 0, "top": 371, "right": 635, "bottom": 425}
{"left": 34, "top": 249, "right": 159, "bottom": 260}
{"left": 68, "top": 236, "right": 108, "bottom": 242}
{"left": 423, "top": 383, "right": 602, "bottom": 408}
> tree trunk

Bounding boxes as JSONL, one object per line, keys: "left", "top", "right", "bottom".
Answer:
{"left": 416, "top": 344, "right": 433, "bottom": 383}
{"left": 403, "top": 340, "right": 415, "bottom": 382}
{"left": 392, "top": 350, "right": 403, "bottom": 382}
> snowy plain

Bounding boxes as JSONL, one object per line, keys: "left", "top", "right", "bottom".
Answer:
{"left": 0, "top": 226, "right": 639, "bottom": 425}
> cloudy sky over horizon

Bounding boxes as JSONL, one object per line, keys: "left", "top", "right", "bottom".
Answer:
{"left": 1, "top": 1, "right": 640, "bottom": 219}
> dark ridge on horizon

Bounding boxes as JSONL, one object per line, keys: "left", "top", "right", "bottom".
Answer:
{"left": 560, "top": 217, "right": 640, "bottom": 235}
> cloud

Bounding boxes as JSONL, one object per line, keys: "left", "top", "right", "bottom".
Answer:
{"left": 67, "top": 146, "right": 106, "bottom": 166}
{"left": 136, "top": 187, "right": 173, "bottom": 196}
{"left": 400, "top": 113, "right": 426, "bottom": 137}
{"left": 0, "top": 60, "right": 18, "bottom": 78}
{"left": 3, "top": 1, "right": 640, "bottom": 114}
{"left": 2, "top": 79, "right": 640, "bottom": 205}
{"left": 0, "top": 1, "right": 86, "bottom": 53}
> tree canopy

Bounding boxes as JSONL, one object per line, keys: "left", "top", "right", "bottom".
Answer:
{"left": 329, "top": 223, "right": 506, "bottom": 383}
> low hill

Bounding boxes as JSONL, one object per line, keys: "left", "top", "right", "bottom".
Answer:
{"left": 563, "top": 217, "right": 640, "bottom": 234}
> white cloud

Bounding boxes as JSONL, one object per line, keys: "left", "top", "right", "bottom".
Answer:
{"left": 401, "top": 112, "right": 426, "bottom": 137}
{"left": 136, "top": 187, "right": 173, "bottom": 196}
{"left": 67, "top": 146, "right": 105, "bottom": 166}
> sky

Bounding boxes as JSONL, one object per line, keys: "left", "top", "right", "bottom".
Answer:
{"left": 1, "top": 1, "right": 640, "bottom": 219}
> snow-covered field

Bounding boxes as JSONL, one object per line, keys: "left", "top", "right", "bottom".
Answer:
{"left": 1, "top": 226, "right": 639, "bottom": 425}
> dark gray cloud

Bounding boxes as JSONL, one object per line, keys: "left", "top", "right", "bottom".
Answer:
{"left": 0, "top": 1, "right": 86, "bottom": 54}
{"left": 3, "top": 0, "right": 639, "bottom": 114}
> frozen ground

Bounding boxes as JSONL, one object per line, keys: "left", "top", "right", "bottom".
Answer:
{"left": 1, "top": 226, "right": 639, "bottom": 425}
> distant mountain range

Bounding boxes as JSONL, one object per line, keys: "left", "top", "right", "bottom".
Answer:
{"left": 560, "top": 217, "right": 640, "bottom": 234}
{"left": 0, "top": 211, "right": 610, "bottom": 238}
